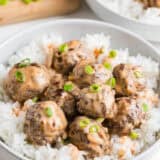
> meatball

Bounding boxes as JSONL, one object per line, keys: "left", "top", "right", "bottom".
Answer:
{"left": 63, "top": 81, "right": 81, "bottom": 99}
{"left": 69, "top": 116, "right": 110, "bottom": 158}
{"left": 113, "top": 63, "right": 145, "bottom": 96}
{"left": 72, "top": 60, "right": 112, "bottom": 88}
{"left": 24, "top": 101, "right": 67, "bottom": 145}
{"left": 44, "top": 79, "right": 79, "bottom": 118}
{"left": 44, "top": 74, "right": 80, "bottom": 100}
{"left": 52, "top": 40, "right": 95, "bottom": 75}
{"left": 138, "top": 0, "right": 160, "bottom": 8}
{"left": 77, "top": 84, "right": 116, "bottom": 119}
{"left": 104, "top": 97, "right": 146, "bottom": 135}
{"left": 56, "top": 81, "right": 81, "bottom": 118}
{"left": 57, "top": 92, "right": 77, "bottom": 118}
{"left": 44, "top": 71, "right": 65, "bottom": 100}
{"left": 4, "top": 62, "right": 50, "bottom": 102}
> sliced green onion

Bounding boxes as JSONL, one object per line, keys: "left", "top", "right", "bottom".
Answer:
{"left": 63, "top": 83, "right": 73, "bottom": 92}
{"left": 100, "top": 47, "right": 105, "bottom": 54}
{"left": 106, "top": 77, "right": 116, "bottom": 88}
{"left": 84, "top": 65, "right": 94, "bottom": 75}
{"left": 62, "top": 138, "right": 70, "bottom": 145}
{"left": 32, "top": 97, "right": 39, "bottom": 103}
{"left": 134, "top": 71, "right": 143, "bottom": 78}
{"left": 59, "top": 44, "right": 68, "bottom": 53}
{"left": 103, "top": 62, "right": 112, "bottom": 70}
{"left": 79, "top": 118, "right": 90, "bottom": 128}
{"left": 0, "top": 0, "right": 8, "bottom": 5}
{"left": 130, "top": 131, "right": 139, "bottom": 140}
{"left": 15, "top": 71, "right": 25, "bottom": 83}
{"left": 109, "top": 50, "right": 117, "bottom": 58}
{"left": 18, "top": 58, "right": 31, "bottom": 68}
{"left": 90, "top": 84, "right": 101, "bottom": 93}
{"left": 89, "top": 125, "right": 100, "bottom": 133}
{"left": 22, "top": 0, "right": 32, "bottom": 4}
{"left": 96, "top": 118, "right": 104, "bottom": 123}
{"left": 0, "top": 0, "right": 39, "bottom": 5}
{"left": 142, "top": 103, "right": 149, "bottom": 112}
{"left": 44, "top": 107, "right": 53, "bottom": 118}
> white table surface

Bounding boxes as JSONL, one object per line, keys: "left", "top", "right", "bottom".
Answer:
{"left": 0, "top": 1, "right": 160, "bottom": 160}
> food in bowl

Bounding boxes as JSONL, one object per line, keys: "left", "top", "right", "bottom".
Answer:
{"left": 138, "top": 0, "right": 160, "bottom": 8}
{"left": 0, "top": 33, "right": 159, "bottom": 160}
{"left": 98, "top": 0, "right": 160, "bottom": 25}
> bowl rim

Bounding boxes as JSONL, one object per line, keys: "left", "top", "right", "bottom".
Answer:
{"left": 0, "top": 18, "right": 159, "bottom": 160}
{"left": 87, "top": 0, "right": 160, "bottom": 27}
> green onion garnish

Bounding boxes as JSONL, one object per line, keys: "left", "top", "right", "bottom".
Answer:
{"left": 142, "top": 103, "right": 149, "bottom": 112}
{"left": 134, "top": 71, "right": 143, "bottom": 78}
{"left": 15, "top": 71, "right": 25, "bottom": 83}
{"left": 0, "top": 0, "right": 39, "bottom": 5}
{"left": 32, "top": 97, "right": 39, "bottom": 103}
{"left": 103, "top": 62, "right": 112, "bottom": 70}
{"left": 84, "top": 65, "right": 94, "bottom": 75}
{"left": 79, "top": 118, "right": 90, "bottom": 128}
{"left": 59, "top": 44, "right": 68, "bottom": 53}
{"left": 18, "top": 58, "right": 31, "bottom": 68}
{"left": 62, "top": 138, "right": 70, "bottom": 145}
{"left": 106, "top": 77, "right": 116, "bottom": 88}
{"left": 0, "top": 0, "right": 8, "bottom": 5}
{"left": 90, "top": 84, "right": 101, "bottom": 93}
{"left": 96, "top": 118, "right": 104, "bottom": 123}
{"left": 22, "top": 0, "right": 32, "bottom": 4}
{"left": 44, "top": 107, "right": 53, "bottom": 118}
{"left": 109, "top": 50, "right": 117, "bottom": 58}
{"left": 130, "top": 131, "right": 139, "bottom": 140}
{"left": 63, "top": 83, "right": 73, "bottom": 92}
{"left": 89, "top": 125, "right": 100, "bottom": 133}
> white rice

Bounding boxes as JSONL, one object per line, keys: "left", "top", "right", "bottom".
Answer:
{"left": 0, "top": 33, "right": 159, "bottom": 160}
{"left": 98, "top": 0, "right": 160, "bottom": 25}
{"left": 8, "top": 33, "right": 63, "bottom": 66}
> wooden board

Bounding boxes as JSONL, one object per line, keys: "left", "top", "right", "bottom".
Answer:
{"left": 0, "top": 0, "right": 81, "bottom": 25}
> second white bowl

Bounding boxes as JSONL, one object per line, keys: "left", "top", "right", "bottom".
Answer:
{"left": 86, "top": 0, "right": 160, "bottom": 42}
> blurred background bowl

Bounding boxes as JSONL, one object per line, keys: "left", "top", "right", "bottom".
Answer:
{"left": 86, "top": 0, "right": 160, "bottom": 42}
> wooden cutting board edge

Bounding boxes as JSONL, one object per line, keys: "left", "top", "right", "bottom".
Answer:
{"left": 0, "top": 0, "right": 81, "bottom": 25}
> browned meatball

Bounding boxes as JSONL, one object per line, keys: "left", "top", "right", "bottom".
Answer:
{"left": 104, "top": 97, "right": 146, "bottom": 135}
{"left": 72, "top": 60, "right": 112, "bottom": 88}
{"left": 44, "top": 71, "right": 80, "bottom": 99}
{"left": 4, "top": 62, "right": 50, "bottom": 102}
{"left": 113, "top": 64, "right": 145, "bottom": 96}
{"left": 52, "top": 40, "right": 95, "bottom": 75}
{"left": 57, "top": 92, "right": 77, "bottom": 118}
{"left": 45, "top": 91, "right": 77, "bottom": 118}
{"left": 69, "top": 116, "right": 110, "bottom": 158}
{"left": 77, "top": 84, "right": 116, "bottom": 119}
{"left": 44, "top": 71, "right": 65, "bottom": 100}
{"left": 44, "top": 79, "right": 79, "bottom": 118}
{"left": 24, "top": 101, "right": 67, "bottom": 145}
{"left": 138, "top": 0, "right": 160, "bottom": 8}
{"left": 63, "top": 81, "right": 81, "bottom": 99}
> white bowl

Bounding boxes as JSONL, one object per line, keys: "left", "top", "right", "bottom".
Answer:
{"left": 0, "top": 19, "right": 159, "bottom": 160}
{"left": 86, "top": 0, "right": 160, "bottom": 42}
